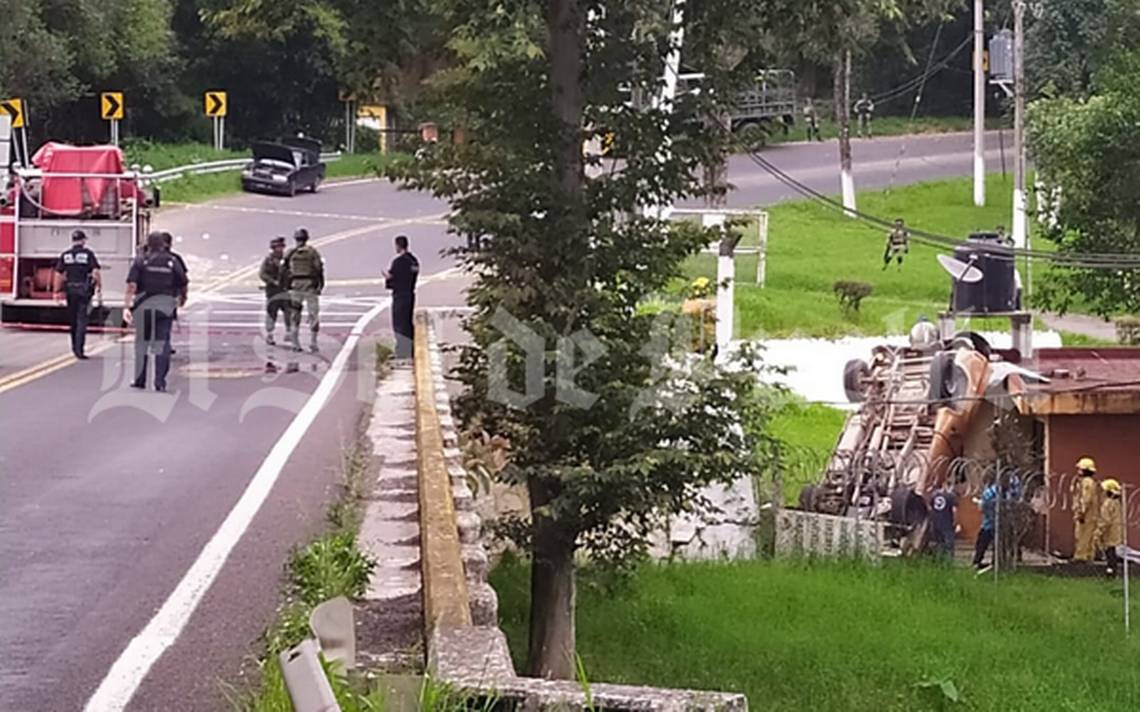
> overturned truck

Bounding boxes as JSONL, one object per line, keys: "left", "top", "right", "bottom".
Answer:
{"left": 798, "top": 324, "right": 1043, "bottom": 555}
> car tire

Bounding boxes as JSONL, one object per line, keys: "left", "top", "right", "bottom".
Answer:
{"left": 287, "top": 181, "right": 297, "bottom": 198}
{"left": 310, "top": 178, "right": 320, "bottom": 193}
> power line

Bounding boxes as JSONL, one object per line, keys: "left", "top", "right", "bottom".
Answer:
{"left": 871, "top": 36, "right": 972, "bottom": 106}
{"left": 652, "top": 40, "right": 1140, "bottom": 270}
{"left": 742, "top": 150, "right": 1140, "bottom": 270}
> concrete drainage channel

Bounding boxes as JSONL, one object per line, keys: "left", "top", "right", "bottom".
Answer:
{"left": 354, "top": 311, "right": 748, "bottom": 710}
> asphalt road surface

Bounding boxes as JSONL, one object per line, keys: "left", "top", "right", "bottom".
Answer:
{"left": 0, "top": 132, "right": 1001, "bottom": 711}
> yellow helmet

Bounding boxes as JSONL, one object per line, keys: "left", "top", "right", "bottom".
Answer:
{"left": 1102, "top": 479, "right": 1122, "bottom": 496}
{"left": 1076, "top": 457, "right": 1097, "bottom": 473}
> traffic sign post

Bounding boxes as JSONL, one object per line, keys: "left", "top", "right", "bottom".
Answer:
{"left": 357, "top": 105, "right": 388, "bottom": 153}
{"left": 204, "top": 91, "right": 228, "bottom": 150}
{"left": 101, "top": 92, "right": 124, "bottom": 146}
{"left": 339, "top": 90, "right": 357, "bottom": 154}
{"left": 0, "top": 113, "right": 11, "bottom": 171}
{"left": 1, "top": 97, "right": 29, "bottom": 167}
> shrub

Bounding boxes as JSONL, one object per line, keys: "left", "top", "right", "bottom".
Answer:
{"left": 833, "top": 280, "right": 873, "bottom": 314}
{"left": 1115, "top": 316, "right": 1140, "bottom": 345}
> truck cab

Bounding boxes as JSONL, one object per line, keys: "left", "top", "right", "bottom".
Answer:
{"left": 0, "top": 143, "right": 153, "bottom": 324}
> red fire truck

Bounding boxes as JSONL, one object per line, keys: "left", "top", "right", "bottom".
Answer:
{"left": 1, "top": 143, "right": 154, "bottom": 323}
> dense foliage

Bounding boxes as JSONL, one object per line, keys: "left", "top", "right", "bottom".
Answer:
{"left": 0, "top": 0, "right": 987, "bottom": 149}
{"left": 388, "top": 0, "right": 786, "bottom": 678}
{"left": 0, "top": 0, "right": 440, "bottom": 146}
{"left": 1028, "top": 0, "right": 1140, "bottom": 316}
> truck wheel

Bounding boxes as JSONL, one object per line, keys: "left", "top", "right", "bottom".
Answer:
{"left": 799, "top": 485, "right": 819, "bottom": 512}
{"left": 843, "top": 358, "right": 871, "bottom": 403}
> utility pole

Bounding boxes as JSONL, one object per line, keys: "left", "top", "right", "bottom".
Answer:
{"left": 643, "top": 0, "right": 685, "bottom": 220}
{"left": 973, "top": 0, "right": 986, "bottom": 207}
{"left": 1012, "top": 0, "right": 1028, "bottom": 249}
{"left": 837, "top": 49, "right": 856, "bottom": 216}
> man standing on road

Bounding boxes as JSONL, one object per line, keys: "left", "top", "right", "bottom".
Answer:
{"left": 803, "top": 99, "right": 822, "bottom": 142}
{"left": 124, "top": 231, "right": 188, "bottom": 392}
{"left": 383, "top": 234, "right": 419, "bottom": 359}
{"left": 285, "top": 227, "right": 324, "bottom": 353}
{"left": 162, "top": 232, "right": 188, "bottom": 353}
{"left": 260, "top": 236, "right": 289, "bottom": 346}
{"left": 53, "top": 229, "right": 101, "bottom": 360}
{"left": 854, "top": 92, "right": 875, "bottom": 139}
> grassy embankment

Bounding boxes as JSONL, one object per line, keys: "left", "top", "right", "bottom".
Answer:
{"left": 676, "top": 174, "right": 1028, "bottom": 340}
{"left": 121, "top": 141, "right": 388, "bottom": 204}
{"left": 492, "top": 557, "right": 1140, "bottom": 712}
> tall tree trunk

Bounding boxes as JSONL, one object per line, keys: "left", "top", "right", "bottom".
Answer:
{"left": 835, "top": 49, "right": 856, "bottom": 216}
{"left": 526, "top": 478, "right": 577, "bottom": 679}
{"left": 525, "top": 0, "right": 584, "bottom": 682}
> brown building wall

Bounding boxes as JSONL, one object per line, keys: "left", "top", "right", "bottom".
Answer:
{"left": 1044, "top": 414, "right": 1140, "bottom": 557}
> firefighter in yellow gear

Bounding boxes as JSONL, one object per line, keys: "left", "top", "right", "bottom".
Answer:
{"left": 1097, "top": 478, "right": 1125, "bottom": 576}
{"left": 1072, "top": 457, "right": 1101, "bottom": 561}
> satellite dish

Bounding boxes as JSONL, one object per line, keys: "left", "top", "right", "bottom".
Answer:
{"left": 937, "top": 254, "right": 983, "bottom": 283}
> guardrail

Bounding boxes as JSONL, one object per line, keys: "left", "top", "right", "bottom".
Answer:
{"left": 144, "top": 151, "right": 343, "bottom": 184}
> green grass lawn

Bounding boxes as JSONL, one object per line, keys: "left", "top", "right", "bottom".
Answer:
{"left": 770, "top": 400, "right": 847, "bottom": 503}
{"left": 676, "top": 175, "right": 1028, "bottom": 339}
{"left": 765, "top": 115, "right": 1005, "bottom": 145}
{"left": 492, "top": 558, "right": 1140, "bottom": 711}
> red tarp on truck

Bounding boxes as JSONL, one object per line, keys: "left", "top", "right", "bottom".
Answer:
{"left": 31, "top": 143, "right": 138, "bottom": 216}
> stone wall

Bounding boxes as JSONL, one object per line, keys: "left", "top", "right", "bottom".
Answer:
{"left": 774, "top": 509, "right": 884, "bottom": 561}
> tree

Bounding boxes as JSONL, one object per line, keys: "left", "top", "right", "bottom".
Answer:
{"left": 388, "top": 0, "right": 781, "bottom": 679}
{"left": 199, "top": 0, "right": 443, "bottom": 141}
{"left": 1028, "top": 2, "right": 1140, "bottom": 316}
{"left": 1025, "top": 0, "right": 1110, "bottom": 99}
{"left": 760, "top": 0, "right": 962, "bottom": 213}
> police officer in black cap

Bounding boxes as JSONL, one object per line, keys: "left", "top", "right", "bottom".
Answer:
{"left": 124, "top": 231, "right": 188, "bottom": 392}
{"left": 53, "top": 229, "right": 102, "bottom": 359}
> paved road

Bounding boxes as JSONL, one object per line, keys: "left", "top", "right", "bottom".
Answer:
{"left": 0, "top": 132, "right": 997, "bottom": 710}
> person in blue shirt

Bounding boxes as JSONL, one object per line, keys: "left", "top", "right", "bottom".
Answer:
{"left": 928, "top": 481, "right": 961, "bottom": 559}
{"left": 972, "top": 473, "right": 999, "bottom": 572}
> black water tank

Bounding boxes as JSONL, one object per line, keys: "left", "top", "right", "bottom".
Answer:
{"left": 951, "top": 232, "right": 1016, "bottom": 314}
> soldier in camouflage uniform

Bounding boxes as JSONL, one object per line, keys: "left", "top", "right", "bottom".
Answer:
{"left": 284, "top": 228, "right": 325, "bottom": 353}
{"left": 883, "top": 218, "right": 910, "bottom": 270}
{"left": 259, "top": 236, "right": 289, "bottom": 346}
{"left": 803, "top": 99, "right": 822, "bottom": 142}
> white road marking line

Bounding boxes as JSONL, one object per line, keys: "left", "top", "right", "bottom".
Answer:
{"left": 323, "top": 177, "right": 381, "bottom": 189}
{"left": 197, "top": 203, "right": 448, "bottom": 225}
{"left": 82, "top": 299, "right": 390, "bottom": 712}
{"left": 183, "top": 321, "right": 366, "bottom": 328}
{"left": 203, "top": 310, "right": 372, "bottom": 317}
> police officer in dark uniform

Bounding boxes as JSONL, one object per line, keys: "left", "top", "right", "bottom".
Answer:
{"left": 162, "top": 232, "right": 188, "bottom": 353}
{"left": 383, "top": 234, "right": 419, "bottom": 358}
{"left": 124, "top": 231, "right": 188, "bottom": 392}
{"left": 53, "top": 229, "right": 102, "bottom": 359}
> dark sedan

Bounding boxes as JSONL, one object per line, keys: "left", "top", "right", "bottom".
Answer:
{"left": 240, "top": 140, "right": 326, "bottom": 196}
